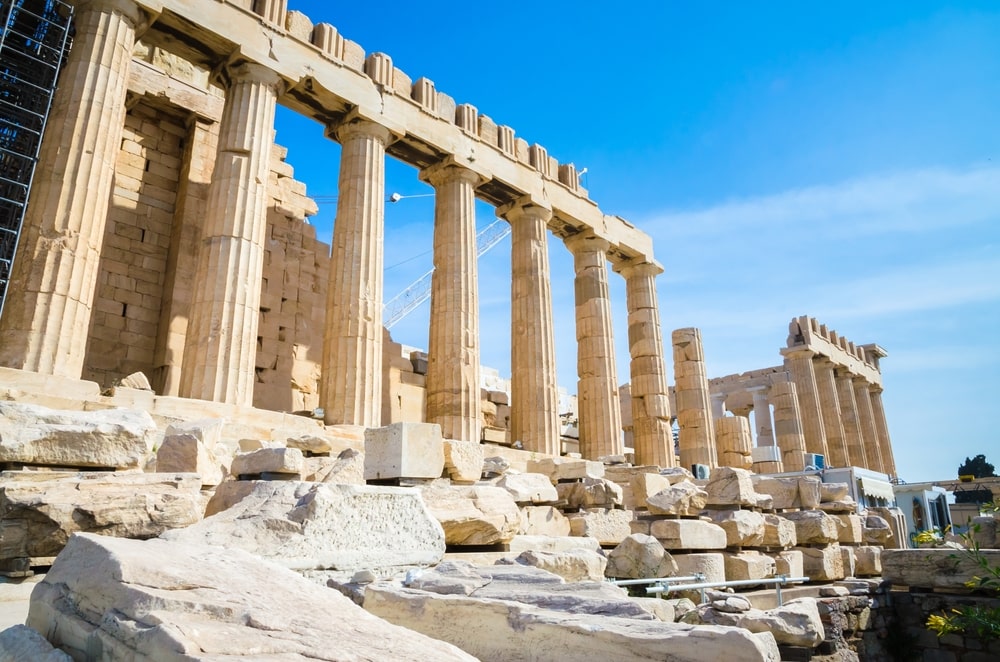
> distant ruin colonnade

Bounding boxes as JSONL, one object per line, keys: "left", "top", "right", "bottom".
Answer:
{"left": 0, "top": 0, "right": 676, "bottom": 465}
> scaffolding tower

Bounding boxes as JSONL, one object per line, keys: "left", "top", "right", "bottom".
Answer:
{"left": 0, "top": 0, "right": 72, "bottom": 319}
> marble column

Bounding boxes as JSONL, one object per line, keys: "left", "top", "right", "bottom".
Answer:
{"left": 771, "top": 380, "right": 807, "bottom": 472}
{"left": 835, "top": 368, "right": 865, "bottom": 468}
{"left": 420, "top": 161, "right": 482, "bottom": 443}
{"left": 0, "top": 0, "right": 140, "bottom": 376}
{"left": 320, "top": 119, "right": 392, "bottom": 426}
{"left": 672, "top": 327, "right": 717, "bottom": 469}
{"left": 750, "top": 388, "right": 775, "bottom": 446}
{"left": 869, "top": 387, "right": 897, "bottom": 478}
{"left": 501, "top": 198, "right": 560, "bottom": 455}
{"left": 710, "top": 393, "right": 726, "bottom": 421}
{"left": 180, "top": 63, "right": 281, "bottom": 406}
{"left": 781, "top": 348, "right": 828, "bottom": 460}
{"left": 715, "top": 416, "right": 752, "bottom": 469}
{"left": 814, "top": 357, "right": 849, "bottom": 468}
{"left": 854, "top": 377, "right": 885, "bottom": 474}
{"left": 618, "top": 261, "right": 674, "bottom": 468}
{"left": 566, "top": 234, "right": 622, "bottom": 459}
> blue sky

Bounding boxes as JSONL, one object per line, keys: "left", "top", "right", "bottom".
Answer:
{"left": 276, "top": 1, "right": 1000, "bottom": 483}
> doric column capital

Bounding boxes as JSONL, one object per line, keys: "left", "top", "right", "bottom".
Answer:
{"left": 616, "top": 259, "right": 664, "bottom": 280}
{"left": 78, "top": 0, "right": 141, "bottom": 25}
{"left": 781, "top": 347, "right": 816, "bottom": 360}
{"left": 564, "top": 232, "right": 610, "bottom": 256}
{"left": 329, "top": 116, "right": 393, "bottom": 146}
{"left": 419, "top": 158, "right": 485, "bottom": 188}
{"left": 228, "top": 62, "right": 284, "bottom": 91}
{"left": 497, "top": 195, "right": 552, "bottom": 224}
{"left": 851, "top": 375, "right": 872, "bottom": 388}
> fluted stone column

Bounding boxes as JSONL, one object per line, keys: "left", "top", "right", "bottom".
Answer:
{"left": 869, "top": 387, "right": 897, "bottom": 478}
{"left": 751, "top": 388, "right": 774, "bottom": 447}
{"left": 715, "top": 416, "right": 752, "bottom": 469}
{"left": 781, "top": 348, "right": 828, "bottom": 460}
{"left": 501, "top": 199, "right": 559, "bottom": 455}
{"left": 672, "top": 327, "right": 717, "bottom": 469}
{"left": 321, "top": 119, "right": 392, "bottom": 426}
{"left": 771, "top": 380, "right": 807, "bottom": 472}
{"left": 835, "top": 368, "right": 865, "bottom": 468}
{"left": 420, "top": 161, "right": 482, "bottom": 442}
{"left": 814, "top": 357, "right": 849, "bottom": 468}
{"left": 854, "top": 377, "right": 885, "bottom": 474}
{"left": 0, "top": 0, "right": 140, "bottom": 376}
{"left": 180, "top": 63, "right": 281, "bottom": 405}
{"left": 566, "top": 234, "right": 622, "bottom": 459}
{"left": 619, "top": 261, "right": 674, "bottom": 467}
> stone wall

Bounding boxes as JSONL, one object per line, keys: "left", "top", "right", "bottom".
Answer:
{"left": 886, "top": 592, "right": 1000, "bottom": 662}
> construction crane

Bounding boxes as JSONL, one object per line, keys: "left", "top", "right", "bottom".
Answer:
{"left": 383, "top": 219, "right": 510, "bottom": 328}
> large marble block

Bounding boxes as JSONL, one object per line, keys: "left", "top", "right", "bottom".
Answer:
{"left": 365, "top": 422, "right": 445, "bottom": 480}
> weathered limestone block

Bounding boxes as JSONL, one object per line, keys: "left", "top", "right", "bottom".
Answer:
{"left": 443, "top": 439, "right": 484, "bottom": 483}
{"left": 506, "top": 548, "right": 608, "bottom": 583}
{"left": 519, "top": 505, "right": 571, "bottom": 537}
{"left": 723, "top": 551, "right": 775, "bottom": 581}
{"left": 817, "top": 498, "right": 856, "bottom": 514}
{"left": 694, "top": 598, "right": 825, "bottom": 647}
{"left": 798, "top": 477, "right": 822, "bottom": 508}
{"left": 882, "top": 548, "right": 1000, "bottom": 589}
{"left": 0, "top": 471, "right": 202, "bottom": 563}
{"left": 164, "top": 481, "right": 445, "bottom": 571}
{"left": 229, "top": 447, "right": 304, "bottom": 477}
{"left": 710, "top": 510, "right": 766, "bottom": 548}
{"left": 796, "top": 545, "right": 845, "bottom": 581}
{"left": 970, "top": 515, "right": 998, "bottom": 549}
{"left": 497, "top": 472, "right": 558, "bottom": 504}
{"left": 751, "top": 475, "right": 820, "bottom": 510}
{"left": 862, "top": 515, "right": 893, "bottom": 544}
{"left": 820, "top": 482, "right": 850, "bottom": 502}
{"left": 0, "top": 402, "right": 156, "bottom": 469}
{"left": 775, "top": 550, "right": 804, "bottom": 578}
{"left": 782, "top": 510, "right": 840, "bottom": 544}
{"left": 631, "top": 472, "right": 673, "bottom": 508}
{"left": 0, "top": 624, "right": 71, "bottom": 661}
{"left": 631, "top": 597, "right": 675, "bottom": 623}
{"left": 762, "top": 513, "right": 797, "bottom": 549}
{"left": 834, "top": 513, "right": 864, "bottom": 544}
{"left": 401, "top": 562, "right": 649, "bottom": 617}
{"left": 567, "top": 509, "right": 633, "bottom": 545}
{"left": 646, "top": 479, "right": 708, "bottom": 516}
{"left": 27, "top": 534, "right": 474, "bottom": 661}
{"left": 651, "top": 519, "right": 728, "bottom": 550}
{"left": 605, "top": 533, "right": 679, "bottom": 579}
{"left": 854, "top": 546, "right": 882, "bottom": 577}
{"left": 506, "top": 535, "right": 603, "bottom": 555}
{"left": 527, "top": 456, "right": 604, "bottom": 482}
{"left": 364, "top": 582, "right": 781, "bottom": 662}
{"left": 659, "top": 466, "right": 697, "bottom": 484}
{"left": 482, "top": 455, "right": 510, "bottom": 477}
{"left": 674, "top": 552, "right": 726, "bottom": 583}
{"left": 156, "top": 421, "right": 225, "bottom": 486}
{"left": 365, "top": 422, "right": 445, "bottom": 480}
{"left": 840, "top": 545, "right": 856, "bottom": 578}
{"left": 705, "top": 467, "right": 759, "bottom": 507}
{"left": 557, "top": 477, "right": 624, "bottom": 508}
{"left": 302, "top": 448, "right": 365, "bottom": 485}
{"left": 419, "top": 482, "right": 520, "bottom": 545}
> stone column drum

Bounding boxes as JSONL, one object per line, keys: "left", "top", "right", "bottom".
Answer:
{"left": 835, "top": 368, "right": 865, "bottom": 469}
{"left": 502, "top": 199, "right": 560, "bottom": 455}
{"left": 854, "top": 377, "right": 885, "bottom": 474}
{"left": 181, "top": 63, "right": 281, "bottom": 406}
{"left": 781, "top": 348, "right": 829, "bottom": 461}
{"left": 715, "top": 416, "right": 752, "bottom": 469}
{"left": 672, "top": 327, "right": 717, "bottom": 469}
{"left": 869, "top": 387, "right": 897, "bottom": 478}
{"left": 0, "top": 0, "right": 140, "bottom": 376}
{"left": 420, "top": 161, "right": 482, "bottom": 443}
{"left": 566, "top": 234, "right": 622, "bottom": 459}
{"left": 771, "top": 380, "right": 807, "bottom": 472}
{"left": 750, "top": 388, "right": 774, "bottom": 447}
{"left": 618, "top": 261, "right": 674, "bottom": 467}
{"left": 321, "top": 119, "right": 392, "bottom": 426}
{"left": 814, "top": 357, "right": 849, "bottom": 468}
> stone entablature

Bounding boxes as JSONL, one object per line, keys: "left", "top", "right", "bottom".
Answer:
{"left": 783, "top": 315, "right": 883, "bottom": 387}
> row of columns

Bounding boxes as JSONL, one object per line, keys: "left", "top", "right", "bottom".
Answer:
{"left": 781, "top": 348, "right": 896, "bottom": 476}
{"left": 0, "top": 0, "right": 676, "bottom": 466}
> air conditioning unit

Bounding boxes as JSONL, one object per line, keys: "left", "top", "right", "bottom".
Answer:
{"left": 691, "top": 463, "right": 710, "bottom": 480}
{"left": 751, "top": 445, "right": 782, "bottom": 463}
{"left": 804, "top": 453, "right": 826, "bottom": 470}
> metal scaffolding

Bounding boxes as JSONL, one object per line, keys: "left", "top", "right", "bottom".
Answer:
{"left": 0, "top": 0, "right": 72, "bottom": 319}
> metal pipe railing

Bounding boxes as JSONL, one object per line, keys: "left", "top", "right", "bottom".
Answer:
{"left": 646, "top": 574, "right": 810, "bottom": 606}
{"left": 611, "top": 574, "right": 705, "bottom": 587}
